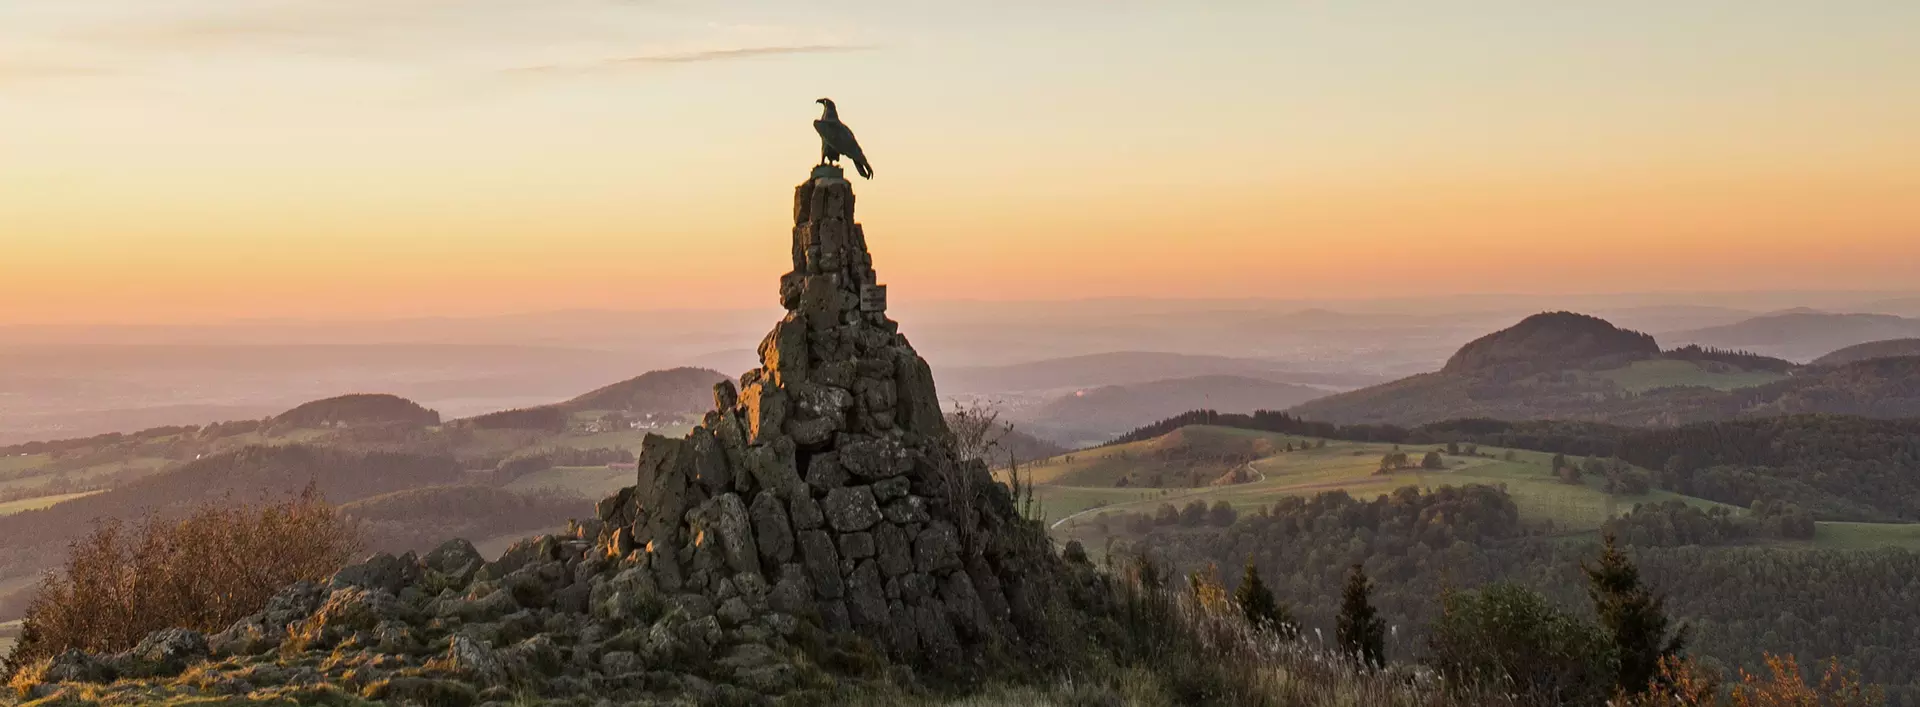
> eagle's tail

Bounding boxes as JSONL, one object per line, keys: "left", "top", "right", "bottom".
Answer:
{"left": 854, "top": 157, "right": 874, "bottom": 180}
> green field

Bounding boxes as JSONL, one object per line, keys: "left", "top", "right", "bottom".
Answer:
{"left": 0, "top": 457, "right": 171, "bottom": 496}
{"left": 0, "top": 490, "right": 104, "bottom": 517}
{"left": 1802, "top": 521, "right": 1920, "bottom": 550}
{"left": 504, "top": 466, "right": 632, "bottom": 500}
{"left": 1036, "top": 426, "right": 1731, "bottom": 536}
{"left": 1036, "top": 425, "right": 1920, "bottom": 551}
{"left": 0, "top": 454, "right": 51, "bottom": 478}
{"left": 1593, "top": 359, "right": 1787, "bottom": 394}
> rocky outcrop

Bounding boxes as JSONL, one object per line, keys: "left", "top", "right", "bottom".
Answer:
{"left": 15, "top": 170, "right": 1062, "bottom": 705}
{"left": 586, "top": 173, "right": 1048, "bottom": 663}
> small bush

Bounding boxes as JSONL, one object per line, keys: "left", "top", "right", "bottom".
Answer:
{"left": 2, "top": 485, "right": 361, "bottom": 678}
{"left": 1428, "top": 582, "right": 1617, "bottom": 705}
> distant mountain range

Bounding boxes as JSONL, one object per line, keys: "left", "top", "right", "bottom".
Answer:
{"left": 939, "top": 351, "right": 1385, "bottom": 395}
{"left": 1660, "top": 311, "right": 1920, "bottom": 362}
{"left": 1292, "top": 312, "right": 1920, "bottom": 427}
{"left": 1009, "top": 374, "right": 1328, "bottom": 446}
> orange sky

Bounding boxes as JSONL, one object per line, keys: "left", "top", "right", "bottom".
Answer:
{"left": 3, "top": 2, "right": 1918, "bottom": 325}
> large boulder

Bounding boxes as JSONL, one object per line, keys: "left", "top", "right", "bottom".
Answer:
{"left": 823, "top": 486, "right": 882, "bottom": 532}
{"left": 749, "top": 492, "right": 795, "bottom": 565}
{"left": 688, "top": 493, "right": 761, "bottom": 578}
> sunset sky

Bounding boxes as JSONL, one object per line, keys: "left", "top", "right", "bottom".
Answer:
{"left": 3, "top": 1, "right": 1918, "bottom": 325}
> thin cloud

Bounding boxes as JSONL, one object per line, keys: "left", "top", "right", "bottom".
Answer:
{"left": 0, "top": 61, "right": 114, "bottom": 85}
{"left": 508, "top": 44, "right": 875, "bottom": 75}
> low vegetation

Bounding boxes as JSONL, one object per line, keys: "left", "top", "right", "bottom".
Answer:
{"left": 2, "top": 487, "right": 360, "bottom": 678}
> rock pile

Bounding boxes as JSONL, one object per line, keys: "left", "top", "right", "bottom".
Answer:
{"left": 11, "top": 171, "right": 1059, "bottom": 706}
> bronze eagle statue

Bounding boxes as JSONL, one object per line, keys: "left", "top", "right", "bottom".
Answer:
{"left": 814, "top": 98, "right": 873, "bottom": 179}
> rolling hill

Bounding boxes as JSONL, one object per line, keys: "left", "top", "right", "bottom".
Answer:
{"left": 1009, "top": 374, "right": 1328, "bottom": 445}
{"left": 1291, "top": 312, "right": 1810, "bottom": 426}
{"left": 1443, "top": 311, "right": 1658, "bottom": 373}
{"left": 561, "top": 367, "right": 727, "bottom": 414}
{"left": 1663, "top": 311, "right": 1920, "bottom": 362}
{"left": 272, "top": 393, "right": 441, "bottom": 428}
{"left": 1812, "top": 338, "right": 1920, "bottom": 366}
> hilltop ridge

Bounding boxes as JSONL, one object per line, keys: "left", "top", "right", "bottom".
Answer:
{"left": 1289, "top": 311, "right": 1920, "bottom": 427}
{"left": 1443, "top": 311, "right": 1658, "bottom": 374}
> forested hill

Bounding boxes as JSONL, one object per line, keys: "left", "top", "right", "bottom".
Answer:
{"left": 1110, "top": 410, "right": 1920, "bottom": 522}
{"left": 561, "top": 367, "right": 726, "bottom": 414}
{"left": 1443, "top": 311, "right": 1658, "bottom": 374}
{"left": 1290, "top": 312, "right": 1920, "bottom": 427}
{"left": 271, "top": 393, "right": 441, "bottom": 429}
{"left": 1812, "top": 338, "right": 1920, "bottom": 366}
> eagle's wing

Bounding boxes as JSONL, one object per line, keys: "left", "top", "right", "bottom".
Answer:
{"left": 814, "top": 119, "right": 873, "bottom": 179}
{"left": 813, "top": 120, "right": 841, "bottom": 158}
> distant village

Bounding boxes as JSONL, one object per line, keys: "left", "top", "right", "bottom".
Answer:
{"left": 577, "top": 411, "right": 676, "bottom": 435}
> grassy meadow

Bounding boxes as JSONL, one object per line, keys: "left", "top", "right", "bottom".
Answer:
{"left": 503, "top": 465, "right": 633, "bottom": 500}
{"left": 0, "top": 491, "right": 105, "bottom": 517}
{"left": 1033, "top": 425, "right": 1918, "bottom": 551}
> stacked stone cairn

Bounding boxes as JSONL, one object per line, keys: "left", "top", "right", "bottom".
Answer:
{"left": 14, "top": 171, "right": 1058, "bottom": 705}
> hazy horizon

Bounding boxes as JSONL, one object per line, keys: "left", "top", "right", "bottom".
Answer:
{"left": 4, "top": 288, "right": 1920, "bottom": 331}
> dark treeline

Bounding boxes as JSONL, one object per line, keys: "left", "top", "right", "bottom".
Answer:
{"left": 1600, "top": 500, "right": 1815, "bottom": 546}
{"left": 1111, "top": 484, "right": 1920, "bottom": 705}
{"left": 1661, "top": 344, "right": 1796, "bottom": 372}
{"left": 1109, "top": 410, "right": 1920, "bottom": 522}
{"left": 0, "top": 420, "right": 266, "bottom": 458}
{"left": 463, "top": 405, "right": 570, "bottom": 432}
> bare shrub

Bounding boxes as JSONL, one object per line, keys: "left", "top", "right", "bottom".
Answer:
{"left": 2, "top": 485, "right": 361, "bottom": 677}
{"left": 947, "top": 400, "right": 1013, "bottom": 466}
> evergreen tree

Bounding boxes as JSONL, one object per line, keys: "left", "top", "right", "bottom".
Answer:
{"left": 1584, "top": 533, "right": 1687, "bottom": 695}
{"left": 1551, "top": 452, "right": 1569, "bottom": 471}
{"left": 1234, "top": 559, "right": 1295, "bottom": 637}
{"left": 1337, "top": 563, "right": 1387, "bottom": 668}
{"left": 1422, "top": 450, "right": 1445, "bottom": 469}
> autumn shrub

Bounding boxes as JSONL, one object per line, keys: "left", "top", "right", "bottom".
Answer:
{"left": 1, "top": 486, "right": 360, "bottom": 678}
{"left": 1620, "top": 654, "right": 1884, "bottom": 706}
